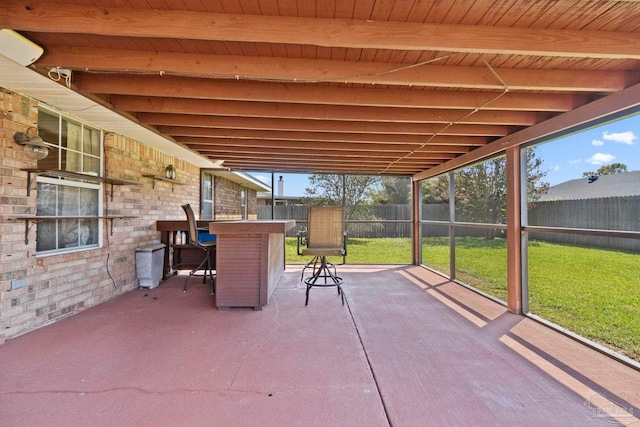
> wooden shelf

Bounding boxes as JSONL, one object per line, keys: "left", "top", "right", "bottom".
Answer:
{"left": 21, "top": 168, "right": 139, "bottom": 200}
{"left": 142, "top": 174, "right": 184, "bottom": 191}
{"left": 12, "top": 216, "right": 137, "bottom": 244}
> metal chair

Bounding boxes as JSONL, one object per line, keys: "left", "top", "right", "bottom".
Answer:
{"left": 181, "top": 204, "right": 216, "bottom": 295}
{"left": 298, "top": 206, "right": 347, "bottom": 305}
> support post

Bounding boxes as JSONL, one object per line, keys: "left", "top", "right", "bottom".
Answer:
{"left": 506, "top": 146, "right": 523, "bottom": 314}
{"left": 412, "top": 179, "right": 421, "bottom": 265}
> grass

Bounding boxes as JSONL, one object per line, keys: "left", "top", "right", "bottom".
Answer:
{"left": 285, "top": 236, "right": 413, "bottom": 264}
{"left": 288, "top": 236, "right": 640, "bottom": 361}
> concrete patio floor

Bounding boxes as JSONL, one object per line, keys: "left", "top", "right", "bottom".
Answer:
{"left": 1, "top": 265, "right": 638, "bottom": 426}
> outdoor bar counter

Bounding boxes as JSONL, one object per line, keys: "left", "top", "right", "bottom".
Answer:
{"left": 209, "top": 220, "right": 296, "bottom": 310}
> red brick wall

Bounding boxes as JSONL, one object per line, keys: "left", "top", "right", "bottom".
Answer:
{"left": 214, "top": 178, "right": 258, "bottom": 220}
{"left": 0, "top": 88, "right": 250, "bottom": 342}
{"left": 247, "top": 188, "right": 258, "bottom": 220}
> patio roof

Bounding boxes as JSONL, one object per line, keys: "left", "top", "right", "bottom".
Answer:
{"left": 2, "top": 1, "right": 640, "bottom": 176}
{"left": 1, "top": 266, "right": 638, "bottom": 425}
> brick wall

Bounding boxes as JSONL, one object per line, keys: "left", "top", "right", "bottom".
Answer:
{"left": 214, "top": 178, "right": 258, "bottom": 220}
{"left": 247, "top": 188, "right": 258, "bottom": 220}
{"left": 0, "top": 88, "right": 253, "bottom": 342}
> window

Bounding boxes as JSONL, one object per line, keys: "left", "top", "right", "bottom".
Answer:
{"left": 241, "top": 188, "right": 247, "bottom": 220}
{"left": 35, "top": 108, "right": 102, "bottom": 253}
{"left": 201, "top": 171, "right": 215, "bottom": 219}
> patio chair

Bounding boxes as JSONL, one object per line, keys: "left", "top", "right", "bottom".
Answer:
{"left": 181, "top": 204, "right": 216, "bottom": 295}
{"left": 298, "top": 206, "right": 347, "bottom": 305}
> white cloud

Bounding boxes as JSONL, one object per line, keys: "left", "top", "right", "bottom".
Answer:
{"left": 549, "top": 165, "right": 560, "bottom": 172}
{"left": 568, "top": 159, "right": 581, "bottom": 164}
{"left": 602, "top": 130, "right": 637, "bottom": 145}
{"left": 591, "top": 139, "right": 604, "bottom": 146}
{"left": 586, "top": 153, "right": 615, "bottom": 165}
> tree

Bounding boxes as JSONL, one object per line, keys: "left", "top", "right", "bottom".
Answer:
{"left": 302, "top": 174, "right": 381, "bottom": 234}
{"left": 302, "top": 174, "right": 380, "bottom": 207}
{"left": 421, "top": 149, "right": 549, "bottom": 238}
{"left": 371, "top": 176, "right": 411, "bottom": 204}
{"left": 582, "top": 163, "right": 627, "bottom": 177}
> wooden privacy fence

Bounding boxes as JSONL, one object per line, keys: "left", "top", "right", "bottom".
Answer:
{"left": 528, "top": 196, "right": 640, "bottom": 251}
{"left": 258, "top": 197, "right": 639, "bottom": 250}
{"left": 258, "top": 205, "right": 412, "bottom": 238}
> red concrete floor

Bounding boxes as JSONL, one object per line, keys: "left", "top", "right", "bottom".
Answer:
{"left": 1, "top": 265, "right": 638, "bottom": 427}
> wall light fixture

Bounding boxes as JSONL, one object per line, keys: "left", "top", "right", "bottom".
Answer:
{"left": 13, "top": 127, "right": 49, "bottom": 160}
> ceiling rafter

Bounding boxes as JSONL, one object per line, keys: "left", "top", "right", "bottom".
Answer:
{"left": 2, "top": 1, "right": 639, "bottom": 176}
{"left": 140, "top": 114, "right": 495, "bottom": 142}
{"left": 3, "top": 1, "right": 640, "bottom": 58}
{"left": 190, "top": 149, "right": 456, "bottom": 161}
{"left": 179, "top": 139, "right": 471, "bottom": 153}
{"left": 110, "top": 96, "right": 566, "bottom": 124}
{"left": 53, "top": 49, "right": 636, "bottom": 91}
{"left": 74, "top": 74, "right": 575, "bottom": 120}
{"left": 166, "top": 128, "right": 484, "bottom": 147}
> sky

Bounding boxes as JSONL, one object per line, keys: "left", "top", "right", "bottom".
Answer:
{"left": 249, "top": 172, "right": 311, "bottom": 197}
{"left": 533, "top": 113, "right": 640, "bottom": 186}
{"left": 248, "top": 113, "right": 640, "bottom": 195}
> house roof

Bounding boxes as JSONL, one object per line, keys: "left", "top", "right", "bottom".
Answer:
{"left": 2, "top": 1, "right": 640, "bottom": 177}
{"left": 214, "top": 170, "right": 271, "bottom": 192}
{"left": 540, "top": 171, "right": 640, "bottom": 201}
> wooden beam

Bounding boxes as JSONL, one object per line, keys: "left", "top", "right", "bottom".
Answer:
{"left": 206, "top": 160, "right": 445, "bottom": 172}
{"left": 506, "top": 146, "right": 523, "bottom": 314}
{"left": 412, "top": 179, "right": 421, "bottom": 265}
{"left": 112, "top": 94, "right": 579, "bottom": 116}
{"left": 62, "top": 51, "right": 637, "bottom": 92}
{"left": 3, "top": 1, "right": 640, "bottom": 58}
{"left": 210, "top": 151, "right": 441, "bottom": 161}
{"left": 114, "top": 98, "right": 515, "bottom": 135}
{"left": 185, "top": 146, "right": 456, "bottom": 160}
{"left": 166, "top": 128, "right": 481, "bottom": 148}
{"left": 413, "top": 82, "right": 640, "bottom": 181}
{"left": 76, "top": 74, "right": 551, "bottom": 124}
{"left": 139, "top": 113, "right": 505, "bottom": 142}
{"left": 224, "top": 163, "right": 422, "bottom": 174}
{"left": 220, "top": 157, "right": 430, "bottom": 170}
{"left": 179, "top": 139, "right": 471, "bottom": 153}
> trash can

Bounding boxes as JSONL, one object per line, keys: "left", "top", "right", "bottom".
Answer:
{"left": 135, "top": 243, "right": 165, "bottom": 289}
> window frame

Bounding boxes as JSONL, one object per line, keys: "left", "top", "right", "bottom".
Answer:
{"left": 35, "top": 107, "right": 104, "bottom": 255}
{"left": 200, "top": 170, "right": 215, "bottom": 220}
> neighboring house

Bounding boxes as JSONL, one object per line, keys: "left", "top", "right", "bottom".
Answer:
{"left": 539, "top": 171, "right": 640, "bottom": 201}
{"left": 257, "top": 193, "right": 304, "bottom": 206}
{"left": 257, "top": 175, "right": 304, "bottom": 206}
{"left": 532, "top": 171, "right": 640, "bottom": 251}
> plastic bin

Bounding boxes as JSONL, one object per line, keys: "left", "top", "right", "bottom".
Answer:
{"left": 135, "top": 243, "right": 165, "bottom": 289}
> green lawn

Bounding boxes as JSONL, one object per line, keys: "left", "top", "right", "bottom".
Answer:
{"left": 288, "top": 236, "right": 640, "bottom": 361}
{"left": 286, "top": 236, "right": 413, "bottom": 264}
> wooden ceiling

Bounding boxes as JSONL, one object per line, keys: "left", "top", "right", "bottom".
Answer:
{"left": 2, "top": 0, "right": 640, "bottom": 176}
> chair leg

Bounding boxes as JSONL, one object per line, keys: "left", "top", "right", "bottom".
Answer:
{"left": 300, "top": 256, "right": 320, "bottom": 281}
{"left": 304, "top": 256, "right": 344, "bottom": 306}
{"left": 206, "top": 254, "right": 215, "bottom": 295}
{"left": 183, "top": 252, "right": 210, "bottom": 292}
